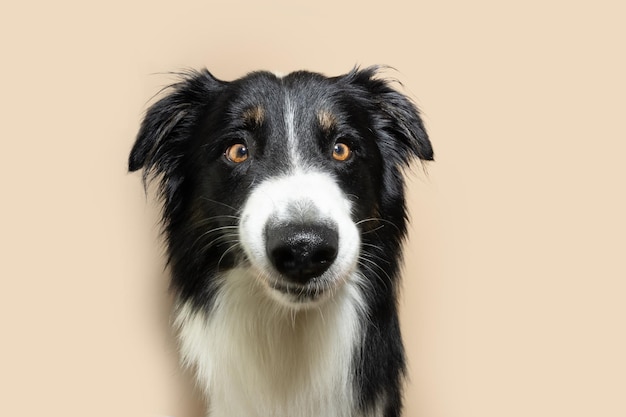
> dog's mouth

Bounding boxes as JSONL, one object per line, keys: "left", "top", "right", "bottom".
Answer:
{"left": 268, "top": 279, "right": 334, "bottom": 303}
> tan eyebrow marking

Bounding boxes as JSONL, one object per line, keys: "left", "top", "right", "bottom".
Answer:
{"left": 242, "top": 105, "right": 265, "bottom": 127}
{"left": 317, "top": 109, "right": 337, "bottom": 132}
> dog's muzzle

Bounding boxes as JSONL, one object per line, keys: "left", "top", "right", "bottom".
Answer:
{"left": 238, "top": 171, "right": 361, "bottom": 306}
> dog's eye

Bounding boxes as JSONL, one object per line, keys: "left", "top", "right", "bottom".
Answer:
{"left": 225, "top": 143, "right": 249, "bottom": 163}
{"left": 332, "top": 142, "right": 351, "bottom": 162}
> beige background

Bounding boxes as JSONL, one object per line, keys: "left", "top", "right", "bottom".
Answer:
{"left": 1, "top": 0, "right": 624, "bottom": 416}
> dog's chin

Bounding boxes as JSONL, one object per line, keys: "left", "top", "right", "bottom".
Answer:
{"left": 265, "top": 277, "right": 342, "bottom": 309}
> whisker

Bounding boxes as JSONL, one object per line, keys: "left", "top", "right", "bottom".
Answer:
{"left": 202, "top": 231, "right": 240, "bottom": 249}
{"left": 354, "top": 272, "right": 374, "bottom": 295}
{"left": 197, "top": 236, "right": 240, "bottom": 256}
{"left": 358, "top": 256, "right": 392, "bottom": 292}
{"left": 217, "top": 242, "right": 242, "bottom": 270}
{"left": 359, "top": 254, "right": 392, "bottom": 277}
{"left": 356, "top": 217, "right": 401, "bottom": 233}
{"left": 191, "top": 215, "right": 241, "bottom": 227}
{"left": 197, "top": 197, "right": 239, "bottom": 213}
{"left": 360, "top": 224, "right": 386, "bottom": 235}
{"left": 357, "top": 265, "right": 388, "bottom": 294}
{"left": 191, "top": 226, "right": 239, "bottom": 250}
{"left": 359, "top": 244, "right": 392, "bottom": 265}
{"left": 360, "top": 241, "right": 383, "bottom": 251}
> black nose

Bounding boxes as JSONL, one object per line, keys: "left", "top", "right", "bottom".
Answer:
{"left": 266, "top": 223, "right": 339, "bottom": 284}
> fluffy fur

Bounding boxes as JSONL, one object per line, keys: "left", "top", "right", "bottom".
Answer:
{"left": 129, "top": 67, "right": 433, "bottom": 417}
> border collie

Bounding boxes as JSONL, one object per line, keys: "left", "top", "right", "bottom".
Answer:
{"left": 129, "top": 67, "right": 433, "bottom": 417}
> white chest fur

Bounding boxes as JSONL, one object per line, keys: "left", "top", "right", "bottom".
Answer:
{"left": 174, "top": 268, "right": 365, "bottom": 417}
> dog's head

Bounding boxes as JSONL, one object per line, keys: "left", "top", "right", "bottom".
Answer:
{"left": 129, "top": 67, "right": 432, "bottom": 309}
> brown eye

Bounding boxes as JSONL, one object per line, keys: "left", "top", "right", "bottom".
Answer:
{"left": 225, "top": 143, "right": 249, "bottom": 163}
{"left": 332, "top": 142, "right": 351, "bottom": 161}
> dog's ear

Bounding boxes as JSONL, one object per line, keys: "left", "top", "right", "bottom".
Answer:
{"left": 343, "top": 67, "right": 434, "bottom": 163}
{"left": 129, "top": 69, "right": 224, "bottom": 177}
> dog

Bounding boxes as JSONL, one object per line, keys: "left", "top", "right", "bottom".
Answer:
{"left": 129, "top": 66, "right": 433, "bottom": 417}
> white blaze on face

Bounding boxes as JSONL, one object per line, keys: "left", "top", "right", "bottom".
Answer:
{"left": 284, "top": 95, "right": 300, "bottom": 165}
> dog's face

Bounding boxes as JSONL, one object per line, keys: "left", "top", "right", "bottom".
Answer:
{"left": 129, "top": 68, "right": 432, "bottom": 309}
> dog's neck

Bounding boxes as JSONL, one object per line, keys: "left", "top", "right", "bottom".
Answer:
{"left": 174, "top": 268, "right": 366, "bottom": 417}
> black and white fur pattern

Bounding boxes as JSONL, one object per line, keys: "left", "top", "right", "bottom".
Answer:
{"left": 129, "top": 67, "right": 433, "bottom": 417}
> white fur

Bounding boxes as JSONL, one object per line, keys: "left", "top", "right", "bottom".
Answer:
{"left": 175, "top": 268, "right": 366, "bottom": 417}
{"left": 284, "top": 95, "right": 301, "bottom": 166}
{"left": 239, "top": 170, "right": 361, "bottom": 308}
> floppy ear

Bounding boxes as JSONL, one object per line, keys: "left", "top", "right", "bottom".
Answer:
{"left": 129, "top": 69, "right": 224, "bottom": 176}
{"left": 129, "top": 69, "right": 224, "bottom": 218}
{"left": 344, "top": 67, "right": 434, "bottom": 163}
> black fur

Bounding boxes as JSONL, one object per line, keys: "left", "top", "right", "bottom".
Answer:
{"left": 129, "top": 67, "right": 432, "bottom": 416}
